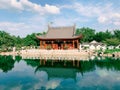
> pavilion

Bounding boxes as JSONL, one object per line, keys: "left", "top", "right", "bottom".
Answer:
{"left": 36, "top": 24, "right": 82, "bottom": 49}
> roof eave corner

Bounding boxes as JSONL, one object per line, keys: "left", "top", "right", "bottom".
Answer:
{"left": 77, "top": 34, "right": 83, "bottom": 39}
{"left": 36, "top": 35, "right": 40, "bottom": 39}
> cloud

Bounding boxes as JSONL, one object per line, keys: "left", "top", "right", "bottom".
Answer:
{"left": 0, "top": 21, "right": 46, "bottom": 37}
{"left": 44, "top": 4, "right": 60, "bottom": 14}
{"left": 74, "top": 3, "right": 101, "bottom": 17}
{"left": 60, "top": 3, "right": 101, "bottom": 17}
{"left": 0, "top": 13, "right": 50, "bottom": 37}
{"left": 46, "top": 79, "right": 62, "bottom": 90}
{"left": 0, "top": 0, "right": 23, "bottom": 10}
{"left": 51, "top": 17, "right": 77, "bottom": 26}
{"left": 0, "top": 0, "right": 60, "bottom": 14}
{"left": 49, "top": 16, "right": 89, "bottom": 27}
{"left": 97, "top": 12, "right": 120, "bottom": 25}
{"left": 114, "top": 21, "right": 120, "bottom": 26}
{"left": 61, "top": 2, "right": 120, "bottom": 26}
{"left": 0, "top": 0, "right": 119, "bottom": 37}
{"left": 98, "top": 16, "right": 108, "bottom": 23}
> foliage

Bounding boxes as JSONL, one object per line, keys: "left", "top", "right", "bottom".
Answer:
{"left": 63, "top": 45, "right": 68, "bottom": 50}
{"left": 46, "top": 45, "right": 52, "bottom": 50}
{"left": 24, "top": 59, "right": 40, "bottom": 67}
{"left": 76, "top": 28, "right": 120, "bottom": 46}
{"left": 83, "top": 46, "right": 89, "bottom": 50}
{"left": 104, "top": 49, "right": 120, "bottom": 54}
{"left": 94, "top": 30, "right": 112, "bottom": 42}
{"left": 23, "top": 33, "right": 39, "bottom": 46}
{"left": 104, "top": 38, "right": 120, "bottom": 46}
{"left": 76, "top": 27, "right": 95, "bottom": 42}
{"left": 0, "top": 28, "right": 120, "bottom": 52}
{"left": 114, "top": 29, "right": 120, "bottom": 39}
{"left": 0, "top": 31, "right": 16, "bottom": 47}
{"left": 0, "top": 30, "right": 44, "bottom": 52}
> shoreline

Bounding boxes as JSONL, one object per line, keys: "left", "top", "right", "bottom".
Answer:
{"left": 0, "top": 49, "right": 120, "bottom": 60}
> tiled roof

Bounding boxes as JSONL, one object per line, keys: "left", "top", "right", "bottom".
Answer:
{"left": 37, "top": 25, "right": 82, "bottom": 40}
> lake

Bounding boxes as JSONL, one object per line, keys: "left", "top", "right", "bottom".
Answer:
{"left": 0, "top": 55, "right": 120, "bottom": 90}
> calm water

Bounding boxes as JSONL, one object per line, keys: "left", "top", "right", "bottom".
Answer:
{"left": 0, "top": 56, "right": 120, "bottom": 90}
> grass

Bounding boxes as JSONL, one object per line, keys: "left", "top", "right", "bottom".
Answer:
{"left": 104, "top": 49, "right": 120, "bottom": 54}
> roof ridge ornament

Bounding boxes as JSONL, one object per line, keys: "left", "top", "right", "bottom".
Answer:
{"left": 73, "top": 23, "right": 76, "bottom": 36}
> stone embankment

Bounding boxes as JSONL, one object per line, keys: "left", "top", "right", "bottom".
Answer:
{"left": 0, "top": 49, "right": 120, "bottom": 60}
{"left": 21, "top": 49, "right": 93, "bottom": 60}
{"left": 0, "top": 49, "right": 94, "bottom": 60}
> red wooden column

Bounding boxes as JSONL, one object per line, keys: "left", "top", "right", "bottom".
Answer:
{"left": 40, "top": 40, "right": 43, "bottom": 49}
{"left": 43, "top": 41, "right": 46, "bottom": 49}
{"left": 72, "top": 40, "right": 75, "bottom": 49}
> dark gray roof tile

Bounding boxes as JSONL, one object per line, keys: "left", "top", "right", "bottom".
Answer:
{"left": 36, "top": 25, "right": 82, "bottom": 40}
{"left": 45, "top": 26, "right": 75, "bottom": 38}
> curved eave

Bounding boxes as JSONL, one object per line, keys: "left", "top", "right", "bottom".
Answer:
{"left": 36, "top": 35, "right": 82, "bottom": 40}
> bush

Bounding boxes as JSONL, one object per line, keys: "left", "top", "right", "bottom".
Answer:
{"left": 104, "top": 49, "right": 120, "bottom": 54}
{"left": 46, "top": 45, "right": 52, "bottom": 50}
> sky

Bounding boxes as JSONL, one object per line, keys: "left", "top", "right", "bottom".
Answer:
{"left": 0, "top": 0, "right": 120, "bottom": 37}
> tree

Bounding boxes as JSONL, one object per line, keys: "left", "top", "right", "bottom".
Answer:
{"left": 23, "top": 33, "right": 42, "bottom": 46}
{"left": 94, "top": 30, "right": 112, "bottom": 42}
{"left": 0, "top": 31, "right": 16, "bottom": 48}
{"left": 76, "top": 27, "right": 95, "bottom": 42}
{"left": 104, "top": 38, "right": 120, "bottom": 46}
{"left": 23, "top": 34, "right": 37, "bottom": 46}
{"left": 114, "top": 29, "right": 120, "bottom": 39}
{"left": 0, "top": 28, "right": 119, "bottom": 51}
{"left": 0, "top": 30, "right": 46, "bottom": 51}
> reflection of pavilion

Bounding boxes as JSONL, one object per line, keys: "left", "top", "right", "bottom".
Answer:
{"left": 35, "top": 67, "right": 79, "bottom": 79}
{"left": 34, "top": 59, "right": 96, "bottom": 79}
{"left": 24, "top": 57, "right": 120, "bottom": 80}
{"left": 24, "top": 59, "right": 96, "bottom": 79}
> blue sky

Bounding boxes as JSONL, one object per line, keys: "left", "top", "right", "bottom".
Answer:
{"left": 0, "top": 0, "right": 120, "bottom": 37}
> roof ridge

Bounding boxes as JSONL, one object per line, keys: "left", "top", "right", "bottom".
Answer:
{"left": 50, "top": 26, "right": 74, "bottom": 29}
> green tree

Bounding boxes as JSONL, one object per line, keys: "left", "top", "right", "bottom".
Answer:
{"left": 104, "top": 38, "right": 120, "bottom": 46}
{"left": 76, "top": 27, "right": 95, "bottom": 42}
{"left": 0, "top": 30, "right": 46, "bottom": 51}
{"left": 23, "top": 33, "right": 40, "bottom": 46}
{"left": 94, "top": 30, "right": 112, "bottom": 42}
{"left": 0, "top": 31, "right": 16, "bottom": 51}
{"left": 114, "top": 29, "right": 120, "bottom": 39}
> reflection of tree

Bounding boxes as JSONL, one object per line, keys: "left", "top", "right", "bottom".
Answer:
{"left": 15, "top": 56, "right": 22, "bottom": 63}
{"left": 79, "top": 57, "right": 120, "bottom": 73}
{"left": 79, "top": 60, "right": 95, "bottom": 75}
{"left": 0, "top": 55, "right": 15, "bottom": 72}
{"left": 95, "top": 57, "right": 120, "bottom": 71}
{"left": 24, "top": 59, "right": 40, "bottom": 68}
